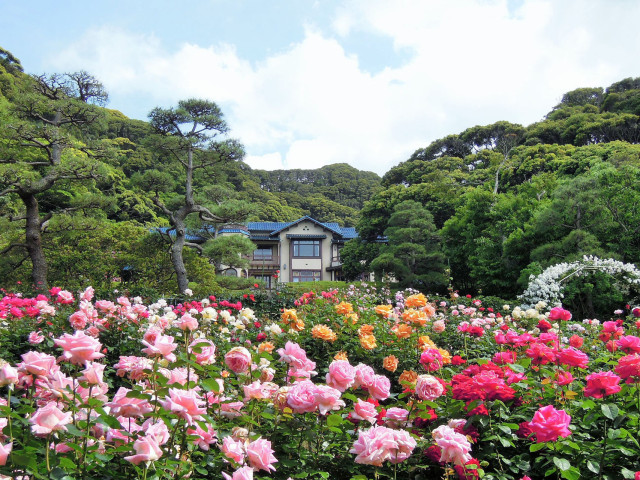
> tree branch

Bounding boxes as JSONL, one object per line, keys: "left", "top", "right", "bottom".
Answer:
{"left": 0, "top": 243, "right": 28, "bottom": 255}
{"left": 184, "top": 242, "right": 203, "bottom": 254}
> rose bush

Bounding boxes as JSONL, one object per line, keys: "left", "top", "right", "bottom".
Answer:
{"left": 0, "top": 284, "right": 638, "bottom": 479}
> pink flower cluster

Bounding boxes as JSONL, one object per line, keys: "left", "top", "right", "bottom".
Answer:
{"left": 350, "top": 425, "right": 417, "bottom": 465}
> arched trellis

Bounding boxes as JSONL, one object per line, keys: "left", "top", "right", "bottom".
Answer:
{"left": 519, "top": 256, "right": 640, "bottom": 308}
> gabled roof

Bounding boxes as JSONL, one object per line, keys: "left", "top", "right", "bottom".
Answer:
{"left": 267, "top": 215, "right": 343, "bottom": 236}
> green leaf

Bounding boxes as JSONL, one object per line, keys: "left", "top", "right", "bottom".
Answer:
{"left": 57, "top": 456, "right": 77, "bottom": 470}
{"left": 586, "top": 460, "right": 600, "bottom": 474}
{"left": 201, "top": 377, "right": 222, "bottom": 393}
{"left": 327, "top": 414, "right": 343, "bottom": 427}
{"left": 553, "top": 457, "right": 571, "bottom": 471}
{"left": 508, "top": 363, "right": 525, "bottom": 373}
{"left": 601, "top": 403, "right": 619, "bottom": 420}
{"left": 96, "top": 414, "right": 122, "bottom": 429}
{"left": 530, "top": 443, "right": 547, "bottom": 452}
{"left": 560, "top": 466, "right": 581, "bottom": 480}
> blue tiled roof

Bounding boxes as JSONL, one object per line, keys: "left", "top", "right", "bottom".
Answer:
{"left": 247, "top": 222, "right": 290, "bottom": 231}
{"left": 154, "top": 227, "right": 207, "bottom": 242}
{"left": 219, "top": 228, "right": 249, "bottom": 235}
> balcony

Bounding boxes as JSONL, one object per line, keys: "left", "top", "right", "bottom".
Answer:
{"left": 249, "top": 255, "right": 280, "bottom": 269}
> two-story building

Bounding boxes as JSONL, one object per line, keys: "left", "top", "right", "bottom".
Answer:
{"left": 218, "top": 216, "right": 357, "bottom": 287}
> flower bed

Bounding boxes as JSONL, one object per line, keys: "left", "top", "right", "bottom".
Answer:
{"left": 0, "top": 285, "right": 639, "bottom": 480}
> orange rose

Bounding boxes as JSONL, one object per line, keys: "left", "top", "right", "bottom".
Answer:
{"left": 334, "top": 351, "right": 348, "bottom": 361}
{"left": 417, "top": 335, "right": 436, "bottom": 350}
{"left": 423, "top": 303, "right": 436, "bottom": 318}
{"left": 383, "top": 355, "right": 399, "bottom": 372}
{"left": 258, "top": 341, "right": 275, "bottom": 353}
{"left": 398, "top": 370, "right": 418, "bottom": 387}
{"left": 358, "top": 324, "right": 375, "bottom": 337}
{"left": 312, "top": 324, "right": 337, "bottom": 342}
{"left": 393, "top": 323, "right": 413, "bottom": 339}
{"left": 344, "top": 313, "right": 359, "bottom": 324}
{"left": 405, "top": 293, "right": 427, "bottom": 308}
{"left": 335, "top": 302, "right": 354, "bottom": 315}
{"left": 360, "top": 334, "right": 377, "bottom": 350}
{"left": 291, "top": 318, "right": 305, "bottom": 332}
{"left": 438, "top": 348, "right": 452, "bottom": 365}
{"left": 281, "top": 308, "right": 298, "bottom": 323}
{"left": 402, "top": 308, "right": 428, "bottom": 326}
{"left": 375, "top": 305, "right": 394, "bottom": 318}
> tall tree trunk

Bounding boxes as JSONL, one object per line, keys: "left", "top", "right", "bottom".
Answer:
{"left": 20, "top": 193, "right": 48, "bottom": 292}
{"left": 171, "top": 220, "right": 189, "bottom": 294}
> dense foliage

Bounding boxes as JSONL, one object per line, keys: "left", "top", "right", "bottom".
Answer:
{"left": 346, "top": 82, "right": 640, "bottom": 313}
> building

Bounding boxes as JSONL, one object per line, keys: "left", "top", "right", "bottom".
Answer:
{"left": 218, "top": 216, "right": 358, "bottom": 287}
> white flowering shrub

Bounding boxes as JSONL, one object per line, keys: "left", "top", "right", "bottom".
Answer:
{"left": 519, "top": 255, "right": 640, "bottom": 308}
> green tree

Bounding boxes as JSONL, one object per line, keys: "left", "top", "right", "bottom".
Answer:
{"left": 147, "top": 99, "right": 245, "bottom": 293}
{"left": 370, "top": 200, "right": 447, "bottom": 291}
{"left": 0, "top": 70, "right": 111, "bottom": 291}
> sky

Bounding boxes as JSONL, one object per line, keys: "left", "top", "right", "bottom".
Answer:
{"left": 2, "top": 0, "right": 640, "bottom": 176}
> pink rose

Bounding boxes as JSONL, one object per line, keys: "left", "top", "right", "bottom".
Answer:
{"left": 492, "top": 351, "right": 516, "bottom": 365}
{"left": 189, "top": 339, "right": 216, "bottom": 365}
{"left": 177, "top": 313, "right": 198, "bottom": 331}
{"left": 68, "top": 311, "right": 88, "bottom": 330}
{"left": 554, "top": 370, "right": 574, "bottom": 386}
{"left": 30, "top": 402, "right": 72, "bottom": 436}
{"left": 277, "top": 342, "right": 311, "bottom": 369}
{"left": 556, "top": 347, "right": 589, "bottom": 369}
{"left": 615, "top": 354, "right": 640, "bottom": 383}
{"left": 352, "top": 399, "right": 378, "bottom": 423}
{"left": 415, "top": 374, "right": 444, "bottom": 401}
{"left": 384, "top": 407, "right": 409, "bottom": 426}
{"left": 160, "top": 388, "right": 206, "bottom": 425}
{"left": 353, "top": 363, "right": 376, "bottom": 388}
{"left": 367, "top": 374, "right": 391, "bottom": 401}
{"left": 529, "top": 405, "right": 572, "bottom": 442}
{"left": 0, "top": 364, "right": 18, "bottom": 387}
{"left": 246, "top": 437, "right": 278, "bottom": 472}
{"left": 286, "top": 380, "right": 318, "bottom": 414}
{"left": 19, "top": 351, "right": 58, "bottom": 377}
{"left": 187, "top": 422, "right": 217, "bottom": 451}
{"left": 325, "top": 360, "right": 356, "bottom": 392}
{"left": 420, "top": 348, "right": 443, "bottom": 372}
{"left": 222, "top": 466, "right": 254, "bottom": 480}
{"left": 107, "top": 387, "right": 154, "bottom": 418}
{"left": 225, "top": 347, "right": 252, "bottom": 374}
{"left": 313, "top": 385, "right": 345, "bottom": 414}
{"left": 80, "top": 286, "right": 94, "bottom": 302}
{"left": 0, "top": 442, "right": 12, "bottom": 466}
{"left": 616, "top": 335, "right": 640, "bottom": 354}
{"left": 432, "top": 425, "right": 472, "bottom": 465}
{"left": 350, "top": 426, "right": 416, "bottom": 466}
{"left": 141, "top": 334, "right": 178, "bottom": 362}
{"left": 584, "top": 371, "right": 622, "bottom": 398}
{"left": 79, "top": 362, "right": 105, "bottom": 385}
{"left": 243, "top": 381, "right": 279, "bottom": 401}
{"left": 54, "top": 331, "right": 104, "bottom": 365}
{"left": 548, "top": 307, "right": 571, "bottom": 321}
{"left": 221, "top": 436, "right": 246, "bottom": 463}
{"left": 28, "top": 331, "right": 45, "bottom": 345}
{"left": 124, "top": 435, "right": 163, "bottom": 465}
{"left": 56, "top": 290, "right": 75, "bottom": 304}
{"left": 141, "top": 418, "right": 170, "bottom": 446}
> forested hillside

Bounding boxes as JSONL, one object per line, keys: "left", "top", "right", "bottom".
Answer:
{"left": 0, "top": 48, "right": 380, "bottom": 294}
{"left": 345, "top": 81, "right": 640, "bottom": 317}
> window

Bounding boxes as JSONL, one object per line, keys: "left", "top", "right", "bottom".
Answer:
{"left": 223, "top": 268, "right": 237, "bottom": 276}
{"left": 292, "top": 270, "right": 321, "bottom": 282}
{"left": 253, "top": 275, "right": 271, "bottom": 288}
{"left": 253, "top": 247, "right": 273, "bottom": 260}
{"left": 292, "top": 240, "right": 320, "bottom": 257}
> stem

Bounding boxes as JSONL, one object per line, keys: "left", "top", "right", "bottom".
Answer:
{"left": 46, "top": 433, "right": 52, "bottom": 473}
{"left": 7, "top": 386, "right": 14, "bottom": 464}
{"left": 81, "top": 385, "right": 94, "bottom": 478}
{"left": 598, "top": 418, "right": 607, "bottom": 480}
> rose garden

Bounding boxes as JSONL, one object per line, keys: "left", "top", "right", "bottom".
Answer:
{"left": 1, "top": 269, "right": 640, "bottom": 480}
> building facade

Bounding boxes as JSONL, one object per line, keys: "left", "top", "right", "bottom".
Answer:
{"left": 219, "top": 216, "right": 357, "bottom": 287}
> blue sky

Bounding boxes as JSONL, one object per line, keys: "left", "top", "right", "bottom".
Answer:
{"left": 2, "top": 0, "right": 640, "bottom": 175}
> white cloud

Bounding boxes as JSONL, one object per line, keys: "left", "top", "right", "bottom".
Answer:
{"left": 48, "top": 1, "right": 640, "bottom": 176}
